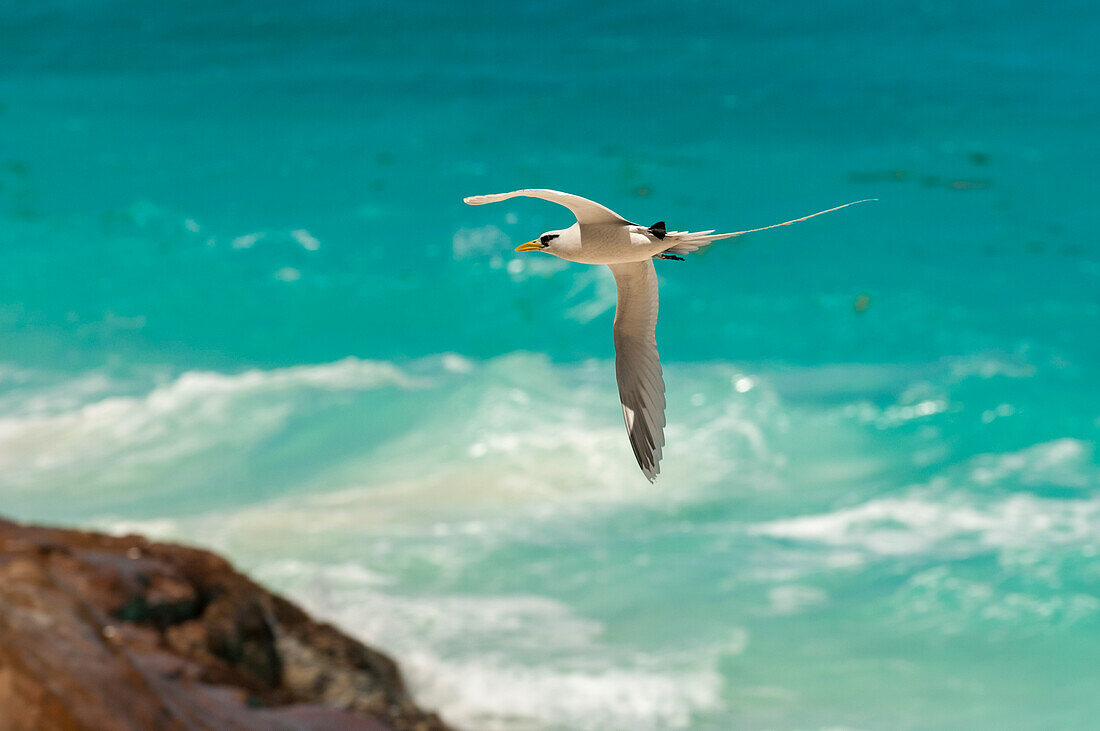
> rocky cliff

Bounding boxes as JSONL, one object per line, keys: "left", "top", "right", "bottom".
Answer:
{"left": 0, "top": 517, "right": 450, "bottom": 731}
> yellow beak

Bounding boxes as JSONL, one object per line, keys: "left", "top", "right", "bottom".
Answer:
{"left": 515, "top": 240, "right": 542, "bottom": 252}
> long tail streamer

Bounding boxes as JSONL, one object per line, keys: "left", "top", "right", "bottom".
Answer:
{"left": 720, "top": 198, "right": 877, "bottom": 239}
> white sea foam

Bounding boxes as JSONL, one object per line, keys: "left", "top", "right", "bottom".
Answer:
{"left": 892, "top": 565, "right": 1100, "bottom": 636}
{"left": 290, "top": 228, "right": 321, "bottom": 251}
{"left": 11, "top": 353, "right": 1088, "bottom": 727}
{"left": 946, "top": 353, "right": 1036, "bottom": 381}
{"left": 767, "top": 584, "right": 829, "bottom": 615}
{"left": 47, "top": 353, "right": 778, "bottom": 728}
{"left": 252, "top": 560, "right": 727, "bottom": 731}
{"left": 752, "top": 440, "right": 1100, "bottom": 559}
{"left": 292, "top": 354, "right": 780, "bottom": 519}
{"left": 969, "top": 438, "right": 1093, "bottom": 489}
{"left": 0, "top": 352, "right": 780, "bottom": 531}
{"left": 453, "top": 224, "right": 509, "bottom": 259}
{"left": 93, "top": 516, "right": 729, "bottom": 729}
{"left": 0, "top": 370, "right": 118, "bottom": 418}
{"left": 441, "top": 352, "right": 475, "bottom": 373}
{"left": 510, "top": 256, "right": 569, "bottom": 281}
{"left": 0, "top": 358, "right": 418, "bottom": 490}
{"left": 232, "top": 231, "right": 265, "bottom": 249}
{"left": 755, "top": 492, "right": 1100, "bottom": 555}
{"left": 753, "top": 497, "right": 987, "bottom": 555}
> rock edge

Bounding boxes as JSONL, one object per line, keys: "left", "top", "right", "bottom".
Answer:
{"left": 0, "top": 517, "right": 450, "bottom": 731}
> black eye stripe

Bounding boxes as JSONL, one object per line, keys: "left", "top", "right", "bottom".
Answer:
{"left": 539, "top": 234, "right": 559, "bottom": 244}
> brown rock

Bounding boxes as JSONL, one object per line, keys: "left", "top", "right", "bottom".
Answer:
{"left": 0, "top": 517, "right": 450, "bottom": 731}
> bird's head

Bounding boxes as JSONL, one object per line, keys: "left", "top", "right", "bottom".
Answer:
{"left": 515, "top": 230, "right": 562, "bottom": 255}
{"left": 514, "top": 224, "right": 582, "bottom": 258}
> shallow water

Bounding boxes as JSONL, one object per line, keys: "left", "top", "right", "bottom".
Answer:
{"left": 2, "top": 1, "right": 1099, "bottom": 728}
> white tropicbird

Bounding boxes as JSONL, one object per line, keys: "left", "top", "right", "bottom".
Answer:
{"left": 464, "top": 189, "right": 872, "bottom": 481}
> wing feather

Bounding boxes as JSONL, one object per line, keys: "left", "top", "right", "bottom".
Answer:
{"left": 608, "top": 260, "right": 666, "bottom": 481}
{"left": 463, "top": 189, "right": 629, "bottom": 225}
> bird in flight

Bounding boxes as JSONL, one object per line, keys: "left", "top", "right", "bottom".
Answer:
{"left": 464, "top": 189, "right": 871, "bottom": 481}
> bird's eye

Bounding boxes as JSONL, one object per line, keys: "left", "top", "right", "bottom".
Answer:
{"left": 539, "top": 234, "right": 559, "bottom": 246}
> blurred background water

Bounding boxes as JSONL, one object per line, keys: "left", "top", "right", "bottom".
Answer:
{"left": 2, "top": 1, "right": 1099, "bottom": 728}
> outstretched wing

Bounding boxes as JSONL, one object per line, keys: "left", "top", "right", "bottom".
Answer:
{"left": 608, "top": 260, "right": 666, "bottom": 481}
{"left": 463, "top": 189, "right": 630, "bottom": 225}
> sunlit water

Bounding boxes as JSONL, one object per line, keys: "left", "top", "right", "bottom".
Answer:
{"left": 2, "top": 2, "right": 1099, "bottom": 729}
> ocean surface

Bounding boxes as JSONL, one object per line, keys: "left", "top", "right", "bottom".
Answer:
{"left": 2, "top": 1, "right": 1099, "bottom": 728}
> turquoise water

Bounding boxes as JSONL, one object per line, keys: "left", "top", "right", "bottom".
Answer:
{"left": 3, "top": 1, "right": 1100, "bottom": 728}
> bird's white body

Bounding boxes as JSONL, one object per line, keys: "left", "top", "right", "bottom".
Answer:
{"left": 464, "top": 188, "right": 871, "bottom": 480}
{"left": 547, "top": 223, "right": 669, "bottom": 265}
